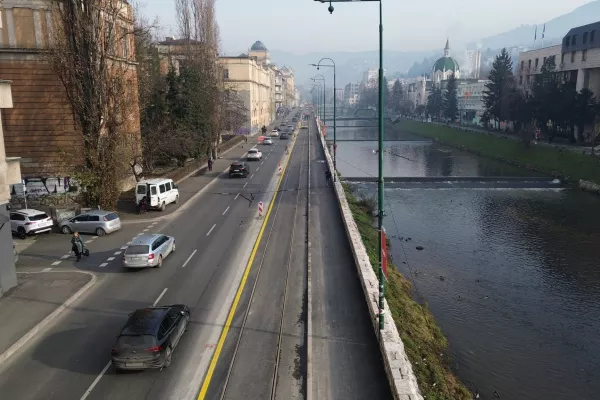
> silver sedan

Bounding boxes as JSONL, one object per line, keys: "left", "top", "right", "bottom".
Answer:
{"left": 122, "top": 234, "right": 176, "bottom": 268}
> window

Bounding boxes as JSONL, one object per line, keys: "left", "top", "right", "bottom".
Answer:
{"left": 519, "top": 75, "right": 523, "bottom": 85}
{"left": 571, "top": 51, "right": 576, "bottom": 63}
{"left": 591, "top": 30, "right": 596, "bottom": 42}
{"left": 528, "top": 59, "right": 531, "bottom": 68}
{"left": 583, "top": 32, "right": 588, "bottom": 44}
{"left": 561, "top": 53, "right": 565, "bottom": 64}
{"left": 159, "top": 184, "right": 166, "bottom": 193}
{"left": 10, "top": 213, "right": 25, "bottom": 221}
{"left": 223, "top": 68, "right": 229, "bottom": 79}
{"left": 526, "top": 75, "right": 530, "bottom": 84}
{"left": 88, "top": 215, "right": 100, "bottom": 222}
{"left": 150, "top": 186, "right": 157, "bottom": 196}
{"left": 75, "top": 215, "right": 89, "bottom": 222}
{"left": 165, "top": 182, "right": 171, "bottom": 191}
{"left": 520, "top": 60, "right": 524, "bottom": 70}
{"left": 136, "top": 185, "right": 147, "bottom": 195}
{"left": 582, "top": 49, "right": 587, "bottom": 61}
{"left": 572, "top": 34, "right": 577, "bottom": 45}
{"left": 543, "top": 57, "right": 547, "bottom": 64}
{"left": 535, "top": 58, "right": 539, "bottom": 68}
{"left": 565, "top": 36, "right": 570, "bottom": 47}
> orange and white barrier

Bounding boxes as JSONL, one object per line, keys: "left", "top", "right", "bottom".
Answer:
{"left": 258, "top": 201, "right": 264, "bottom": 216}
{"left": 278, "top": 163, "right": 282, "bottom": 175}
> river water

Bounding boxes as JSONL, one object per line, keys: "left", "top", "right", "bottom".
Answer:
{"left": 330, "top": 122, "right": 600, "bottom": 400}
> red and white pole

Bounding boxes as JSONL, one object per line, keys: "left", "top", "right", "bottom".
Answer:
{"left": 258, "top": 201, "right": 264, "bottom": 217}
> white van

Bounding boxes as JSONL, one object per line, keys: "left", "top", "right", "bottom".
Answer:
{"left": 136, "top": 178, "right": 179, "bottom": 211}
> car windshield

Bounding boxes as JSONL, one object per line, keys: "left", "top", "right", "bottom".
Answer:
{"left": 126, "top": 245, "right": 150, "bottom": 255}
{"left": 28, "top": 213, "right": 49, "bottom": 221}
{"left": 136, "top": 185, "right": 146, "bottom": 195}
{"left": 116, "top": 334, "right": 156, "bottom": 349}
{"left": 231, "top": 164, "right": 242, "bottom": 168}
{"left": 105, "top": 213, "right": 119, "bottom": 221}
{"left": 249, "top": 149, "right": 258, "bottom": 153}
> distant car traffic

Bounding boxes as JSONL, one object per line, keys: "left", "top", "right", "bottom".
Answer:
{"left": 111, "top": 305, "right": 190, "bottom": 371}
{"left": 271, "top": 129, "right": 280, "bottom": 137}
{"left": 229, "top": 162, "right": 250, "bottom": 178}
{"left": 247, "top": 148, "right": 263, "bottom": 161}
{"left": 10, "top": 209, "right": 53, "bottom": 239}
{"left": 122, "top": 234, "right": 176, "bottom": 268}
{"left": 263, "top": 137, "right": 273, "bottom": 145}
{"left": 59, "top": 210, "right": 121, "bottom": 236}
{"left": 280, "top": 133, "right": 289, "bottom": 140}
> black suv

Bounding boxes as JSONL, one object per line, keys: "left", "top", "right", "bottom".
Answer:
{"left": 111, "top": 305, "right": 190, "bottom": 371}
{"left": 229, "top": 162, "right": 249, "bottom": 178}
{"left": 280, "top": 133, "right": 289, "bottom": 140}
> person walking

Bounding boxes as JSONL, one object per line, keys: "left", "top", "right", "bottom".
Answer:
{"left": 71, "top": 232, "right": 84, "bottom": 262}
{"left": 207, "top": 157, "right": 213, "bottom": 172}
{"left": 325, "top": 169, "right": 332, "bottom": 187}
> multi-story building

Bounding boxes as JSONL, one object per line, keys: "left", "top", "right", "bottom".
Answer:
{"left": 157, "top": 37, "right": 202, "bottom": 75}
{"left": 344, "top": 82, "right": 361, "bottom": 105}
{"left": 517, "top": 21, "right": 600, "bottom": 97}
{"left": 462, "top": 49, "right": 482, "bottom": 79}
{"left": 280, "top": 66, "right": 295, "bottom": 107}
{"left": 363, "top": 69, "right": 378, "bottom": 88}
{"left": 219, "top": 54, "right": 273, "bottom": 133}
{"left": 274, "top": 69, "right": 284, "bottom": 113}
{"left": 0, "top": 79, "right": 20, "bottom": 294}
{"left": 0, "top": 0, "right": 140, "bottom": 186}
{"left": 457, "top": 80, "right": 490, "bottom": 125}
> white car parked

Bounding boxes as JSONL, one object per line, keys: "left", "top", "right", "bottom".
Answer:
{"left": 247, "top": 148, "right": 263, "bottom": 161}
{"left": 10, "top": 209, "right": 54, "bottom": 239}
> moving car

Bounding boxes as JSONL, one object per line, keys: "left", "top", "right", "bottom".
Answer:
{"left": 271, "top": 129, "right": 280, "bottom": 137}
{"left": 59, "top": 210, "right": 121, "bottom": 236}
{"left": 229, "top": 162, "right": 250, "bottom": 178}
{"left": 263, "top": 137, "right": 273, "bottom": 145}
{"left": 10, "top": 209, "right": 53, "bottom": 239}
{"left": 122, "top": 234, "right": 176, "bottom": 268}
{"left": 280, "top": 133, "right": 289, "bottom": 140}
{"left": 111, "top": 305, "right": 190, "bottom": 371}
{"left": 247, "top": 148, "right": 263, "bottom": 161}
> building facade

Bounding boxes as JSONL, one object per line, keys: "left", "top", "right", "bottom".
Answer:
{"left": 457, "top": 80, "right": 489, "bottom": 125}
{"left": 0, "top": 0, "right": 141, "bottom": 183}
{"left": 344, "top": 82, "right": 360, "bottom": 105}
{"left": 432, "top": 38, "right": 461, "bottom": 85}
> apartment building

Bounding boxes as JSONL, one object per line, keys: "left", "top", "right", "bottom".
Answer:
{"left": 458, "top": 80, "right": 490, "bottom": 125}
{"left": 0, "top": 0, "right": 140, "bottom": 183}
{"left": 344, "top": 82, "right": 360, "bottom": 105}
{"left": 517, "top": 21, "right": 600, "bottom": 97}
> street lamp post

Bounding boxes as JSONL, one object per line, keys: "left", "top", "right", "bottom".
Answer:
{"left": 311, "top": 84, "right": 322, "bottom": 121}
{"left": 311, "top": 58, "right": 337, "bottom": 181}
{"left": 314, "top": 0, "right": 386, "bottom": 332}
{"left": 311, "top": 75, "right": 326, "bottom": 130}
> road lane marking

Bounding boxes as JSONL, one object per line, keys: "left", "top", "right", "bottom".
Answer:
{"left": 197, "top": 126, "right": 297, "bottom": 399}
{"left": 250, "top": 174, "right": 254, "bottom": 178}
{"left": 256, "top": 166, "right": 260, "bottom": 171}
{"left": 261, "top": 161, "right": 264, "bottom": 165}
{"left": 122, "top": 245, "right": 129, "bottom": 249}
{"left": 222, "top": 206, "right": 230, "bottom": 215}
{"left": 206, "top": 224, "right": 216, "bottom": 236}
{"left": 154, "top": 288, "right": 168, "bottom": 305}
{"left": 84, "top": 240, "right": 93, "bottom": 244}
{"left": 42, "top": 268, "right": 52, "bottom": 272}
{"left": 243, "top": 182, "right": 248, "bottom": 188}
{"left": 234, "top": 193, "right": 240, "bottom": 200}
{"left": 114, "top": 251, "right": 121, "bottom": 255}
{"left": 99, "top": 263, "right": 108, "bottom": 268}
{"left": 143, "top": 228, "right": 149, "bottom": 232}
{"left": 61, "top": 255, "right": 70, "bottom": 260}
{"left": 51, "top": 261, "right": 61, "bottom": 266}
{"left": 107, "top": 257, "right": 115, "bottom": 261}
{"left": 182, "top": 250, "right": 198, "bottom": 268}
{"left": 79, "top": 362, "right": 111, "bottom": 400}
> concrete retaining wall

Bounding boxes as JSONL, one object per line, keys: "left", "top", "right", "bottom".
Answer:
{"left": 315, "top": 119, "right": 423, "bottom": 400}
{"left": 579, "top": 179, "right": 600, "bottom": 195}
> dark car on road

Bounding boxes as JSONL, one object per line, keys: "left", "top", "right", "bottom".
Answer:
{"left": 229, "top": 162, "right": 250, "bottom": 178}
{"left": 111, "top": 305, "right": 190, "bottom": 371}
{"left": 280, "top": 133, "right": 289, "bottom": 140}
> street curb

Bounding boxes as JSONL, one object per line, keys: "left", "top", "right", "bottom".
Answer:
{"left": 306, "top": 120, "right": 313, "bottom": 400}
{"left": 0, "top": 270, "right": 98, "bottom": 366}
{"left": 315, "top": 118, "right": 424, "bottom": 400}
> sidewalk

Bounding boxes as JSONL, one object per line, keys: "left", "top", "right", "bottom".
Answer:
{"left": 117, "top": 122, "right": 281, "bottom": 222}
{"left": 0, "top": 271, "right": 94, "bottom": 365}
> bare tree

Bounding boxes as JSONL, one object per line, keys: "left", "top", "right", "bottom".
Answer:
{"left": 46, "top": 0, "right": 141, "bottom": 209}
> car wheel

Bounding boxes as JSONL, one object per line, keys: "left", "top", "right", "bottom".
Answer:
{"left": 17, "top": 227, "right": 26, "bottom": 239}
{"left": 163, "top": 346, "right": 172, "bottom": 368}
{"left": 155, "top": 255, "right": 163, "bottom": 268}
{"left": 95, "top": 228, "right": 106, "bottom": 237}
{"left": 160, "top": 202, "right": 166, "bottom": 211}
{"left": 61, "top": 225, "right": 72, "bottom": 234}
{"left": 174, "top": 195, "right": 179, "bottom": 204}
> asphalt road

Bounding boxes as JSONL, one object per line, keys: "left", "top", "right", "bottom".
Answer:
{"left": 0, "top": 123, "right": 295, "bottom": 400}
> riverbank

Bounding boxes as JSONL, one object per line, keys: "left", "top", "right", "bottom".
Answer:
{"left": 343, "top": 184, "right": 471, "bottom": 400}
{"left": 393, "top": 119, "right": 600, "bottom": 190}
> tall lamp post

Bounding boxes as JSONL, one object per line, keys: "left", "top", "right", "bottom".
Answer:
{"left": 310, "top": 85, "right": 322, "bottom": 120}
{"left": 314, "top": 0, "right": 386, "bottom": 332}
{"left": 311, "top": 75, "right": 326, "bottom": 130}
{"left": 311, "top": 58, "right": 337, "bottom": 181}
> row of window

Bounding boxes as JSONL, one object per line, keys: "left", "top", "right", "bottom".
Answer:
{"left": 564, "top": 30, "right": 596, "bottom": 47}
{"left": 520, "top": 48, "right": 591, "bottom": 72}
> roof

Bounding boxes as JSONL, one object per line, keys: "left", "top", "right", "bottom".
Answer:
{"left": 158, "top": 38, "right": 201, "bottom": 46}
{"left": 121, "top": 307, "right": 170, "bottom": 336}
{"left": 433, "top": 56, "right": 460, "bottom": 72}
{"left": 131, "top": 234, "right": 162, "bottom": 245}
{"left": 11, "top": 209, "right": 46, "bottom": 216}
{"left": 250, "top": 41, "right": 268, "bottom": 51}
{"left": 138, "top": 178, "right": 173, "bottom": 185}
{"left": 563, "top": 21, "right": 600, "bottom": 53}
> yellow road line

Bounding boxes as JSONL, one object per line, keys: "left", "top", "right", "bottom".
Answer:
{"left": 196, "top": 134, "right": 299, "bottom": 400}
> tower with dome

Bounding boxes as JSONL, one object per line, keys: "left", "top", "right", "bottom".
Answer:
{"left": 432, "top": 38, "right": 460, "bottom": 85}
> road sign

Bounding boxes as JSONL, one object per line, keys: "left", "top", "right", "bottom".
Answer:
{"left": 381, "top": 227, "right": 388, "bottom": 280}
{"left": 258, "top": 201, "right": 264, "bottom": 216}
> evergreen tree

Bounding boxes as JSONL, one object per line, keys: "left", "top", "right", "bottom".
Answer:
{"left": 483, "top": 48, "right": 515, "bottom": 127}
{"left": 390, "top": 80, "right": 404, "bottom": 112}
{"left": 382, "top": 77, "right": 391, "bottom": 111}
{"left": 443, "top": 73, "right": 458, "bottom": 121}
{"left": 427, "top": 87, "right": 443, "bottom": 119}
{"left": 529, "top": 56, "right": 560, "bottom": 135}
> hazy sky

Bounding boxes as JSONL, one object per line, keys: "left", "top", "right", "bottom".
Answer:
{"left": 145, "top": 0, "right": 595, "bottom": 54}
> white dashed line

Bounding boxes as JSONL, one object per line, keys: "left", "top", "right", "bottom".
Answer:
{"left": 61, "top": 255, "right": 70, "bottom": 260}
{"left": 114, "top": 251, "right": 121, "bottom": 255}
{"left": 107, "top": 257, "right": 115, "bottom": 261}
{"left": 234, "top": 193, "right": 240, "bottom": 200}
{"left": 143, "top": 229, "right": 149, "bottom": 232}
{"left": 250, "top": 174, "right": 254, "bottom": 179}
{"left": 99, "top": 263, "right": 108, "bottom": 268}
{"left": 126, "top": 242, "right": 132, "bottom": 245}
{"left": 256, "top": 167, "right": 260, "bottom": 171}
{"left": 121, "top": 245, "right": 128, "bottom": 249}
{"left": 181, "top": 250, "right": 197, "bottom": 268}
{"left": 261, "top": 161, "right": 264, "bottom": 165}
{"left": 51, "top": 261, "right": 61, "bottom": 266}
{"left": 154, "top": 288, "right": 168, "bottom": 305}
{"left": 84, "top": 240, "right": 94, "bottom": 244}
{"left": 222, "top": 206, "right": 230, "bottom": 215}
{"left": 42, "top": 267, "right": 52, "bottom": 272}
{"left": 206, "top": 224, "right": 216, "bottom": 236}
{"left": 243, "top": 182, "right": 248, "bottom": 188}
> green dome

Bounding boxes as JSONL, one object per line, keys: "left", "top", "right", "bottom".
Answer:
{"left": 433, "top": 56, "right": 459, "bottom": 72}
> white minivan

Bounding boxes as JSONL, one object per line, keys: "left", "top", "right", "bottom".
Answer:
{"left": 136, "top": 178, "right": 179, "bottom": 211}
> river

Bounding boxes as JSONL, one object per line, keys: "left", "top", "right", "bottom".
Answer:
{"left": 329, "top": 122, "right": 600, "bottom": 400}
